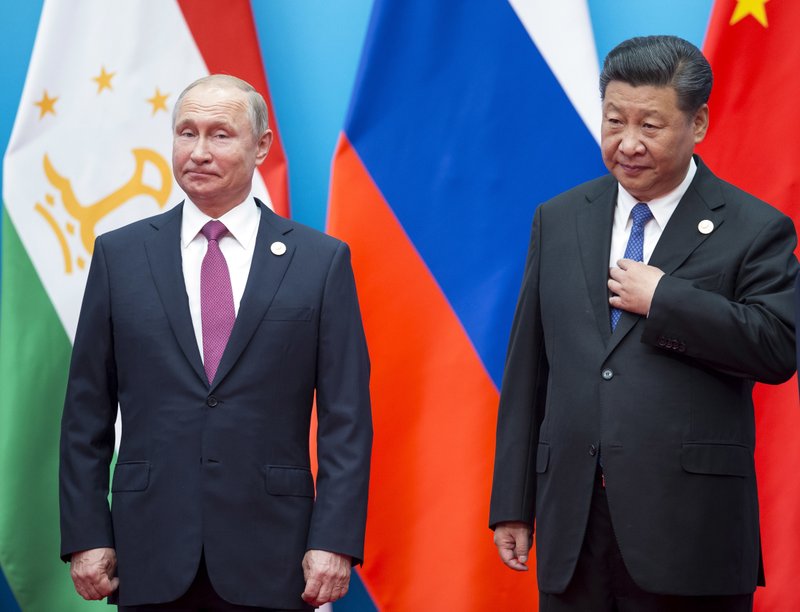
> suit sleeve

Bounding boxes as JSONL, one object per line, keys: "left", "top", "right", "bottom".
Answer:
{"left": 489, "top": 207, "right": 548, "bottom": 529}
{"left": 59, "top": 237, "right": 118, "bottom": 561}
{"left": 796, "top": 272, "right": 800, "bottom": 389}
{"left": 644, "top": 213, "right": 799, "bottom": 384}
{"left": 306, "top": 241, "right": 373, "bottom": 564}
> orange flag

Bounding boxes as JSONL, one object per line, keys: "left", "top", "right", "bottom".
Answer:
{"left": 699, "top": 1, "right": 800, "bottom": 609}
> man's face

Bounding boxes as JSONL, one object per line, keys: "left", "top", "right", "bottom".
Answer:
{"left": 172, "top": 84, "right": 272, "bottom": 214}
{"left": 601, "top": 81, "right": 708, "bottom": 202}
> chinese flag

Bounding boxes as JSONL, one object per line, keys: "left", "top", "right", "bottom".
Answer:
{"left": 699, "top": 1, "right": 800, "bottom": 609}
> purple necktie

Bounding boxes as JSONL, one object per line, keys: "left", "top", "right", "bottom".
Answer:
{"left": 201, "top": 220, "right": 235, "bottom": 384}
{"left": 610, "top": 203, "right": 653, "bottom": 331}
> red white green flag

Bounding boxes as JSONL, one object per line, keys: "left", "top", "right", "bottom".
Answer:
{"left": 0, "top": 1, "right": 287, "bottom": 609}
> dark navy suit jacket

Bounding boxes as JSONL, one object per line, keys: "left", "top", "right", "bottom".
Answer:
{"left": 490, "top": 157, "right": 798, "bottom": 596}
{"left": 60, "top": 199, "right": 372, "bottom": 609}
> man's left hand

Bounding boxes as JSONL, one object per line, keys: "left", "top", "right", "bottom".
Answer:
{"left": 608, "top": 259, "right": 665, "bottom": 316}
{"left": 301, "top": 549, "right": 351, "bottom": 606}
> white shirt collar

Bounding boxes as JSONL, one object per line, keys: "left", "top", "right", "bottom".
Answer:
{"left": 180, "top": 197, "right": 260, "bottom": 249}
{"left": 616, "top": 157, "right": 697, "bottom": 229}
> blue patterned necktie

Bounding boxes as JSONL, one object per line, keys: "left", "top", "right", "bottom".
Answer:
{"left": 610, "top": 203, "right": 653, "bottom": 331}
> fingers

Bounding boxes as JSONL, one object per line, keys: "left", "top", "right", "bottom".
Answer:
{"left": 71, "top": 566, "right": 117, "bottom": 600}
{"left": 70, "top": 548, "right": 118, "bottom": 601}
{"left": 493, "top": 522, "right": 532, "bottom": 572}
{"left": 301, "top": 550, "right": 351, "bottom": 606}
{"left": 608, "top": 261, "right": 664, "bottom": 315}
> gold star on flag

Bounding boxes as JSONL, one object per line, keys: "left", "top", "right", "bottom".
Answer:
{"left": 146, "top": 88, "right": 169, "bottom": 115}
{"left": 92, "top": 66, "right": 115, "bottom": 93}
{"left": 34, "top": 90, "right": 58, "bottom": 118}
{"left": 730, "top": 0, "right": 769, "bottom": 27}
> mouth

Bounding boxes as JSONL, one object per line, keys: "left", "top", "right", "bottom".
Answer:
{"left": 184, "top": 169, "right": 216, "bottom": 179}
{"left": 617, "top": 162, "right": 647, "bottom": 175}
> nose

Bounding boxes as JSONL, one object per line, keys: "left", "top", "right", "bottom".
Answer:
{"left": 190, "top": 136, "right": 212, "bottom": 163}
{"left": 618, "top": 127, "right": 644, "bottom": 156}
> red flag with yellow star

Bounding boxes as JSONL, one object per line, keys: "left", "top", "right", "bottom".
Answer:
{"left": 699, "top": 1, "right": 800, "bottom": 609}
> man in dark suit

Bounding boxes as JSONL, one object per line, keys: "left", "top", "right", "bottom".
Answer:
{"left": 490, "top": 36, "right": 798, "bottom": 611}
{"left": 60, "top": 74, "right": 372, "bottom": 611}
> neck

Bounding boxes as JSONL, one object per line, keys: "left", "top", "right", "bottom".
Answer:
{"left": 194, "top": 197, "right": 248, "bottom": 219}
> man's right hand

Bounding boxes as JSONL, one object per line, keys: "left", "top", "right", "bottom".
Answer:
{"left": 70, "top": 547, "right": 119, "bottom": 600}
{"left": 493, "top": 521, "right": 532, "bottom": 571}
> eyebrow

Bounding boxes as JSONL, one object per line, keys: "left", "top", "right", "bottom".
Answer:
{"left": 175, "top": 118, "right": 236, "bottom": 131}
{"left": 603, "top": 102, "right": 666, "bottom": 118}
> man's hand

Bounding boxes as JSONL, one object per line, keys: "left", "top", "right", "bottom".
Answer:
{"left": 608, "top": 259, "right": 665, "bottom": 316}
{"left": 493, "top": 521, "right": 532, "bottom": 571}
{"left": 70, "top": 547, "right": 119, "bottom": 600}
{"left": 301, "top": 549, "right": 352, "bottom": 606}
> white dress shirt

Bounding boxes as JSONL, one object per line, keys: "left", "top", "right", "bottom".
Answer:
{"left": 608, "top": 157, "right": 697, "bottom": 268}
{"left": 181, "top": 197, "right": 261, "bottom": 361}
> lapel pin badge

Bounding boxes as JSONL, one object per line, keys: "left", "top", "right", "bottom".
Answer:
{"left": 697, "top": 219, "right": 714, "bottom": 235}
{"left": 270, "top": 241, "right": 287, "bottom": 256}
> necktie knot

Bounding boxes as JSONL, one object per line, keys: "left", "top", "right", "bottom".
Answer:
{"left": 201, "top": 220, "right": 228, "bottom": 243}
{"left": 630, "top": 202, "right": 653, "bottom": 227}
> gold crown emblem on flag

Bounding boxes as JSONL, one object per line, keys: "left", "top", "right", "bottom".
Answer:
{"left": 34, "top": 148, "right": 171, "bottom": 274}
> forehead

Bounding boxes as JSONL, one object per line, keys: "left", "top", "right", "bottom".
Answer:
{"left": 175, "top": 84, "right": 250, "bottom": 125}
{"left": 603, "top": 81, "right": 680, "bottom": 114}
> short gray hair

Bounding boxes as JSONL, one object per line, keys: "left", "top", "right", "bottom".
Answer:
{"left": 599, "top": 35, "right": 712, "bottom": 115}
{"left": 172, "top": 74, "right": 270, "bottom": 138}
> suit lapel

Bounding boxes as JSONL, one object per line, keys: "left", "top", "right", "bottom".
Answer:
{"left": 211, "top": 200, "right": 295, "bottom": 390}
{"left": 144, "top": 203, "right": 207, "bottom": 385}
{"left": 648, "top": 160, "right": 726, "bottom": 275}
{"left": 604, "top": 157, "right": 726, "bottom": 356}
{"left": 576, "top": 178, "right": 617, "bottom": 344}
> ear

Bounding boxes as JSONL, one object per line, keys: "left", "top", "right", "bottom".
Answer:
{"left": 255, "top": 129, "right": 273, "bottom": 165}
{"left": 693, "top": 104, "right": 709, "bottom": 144}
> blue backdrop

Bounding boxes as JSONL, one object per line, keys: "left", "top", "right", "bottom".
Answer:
{"left": 0, "top": 1, "right": 712, "bottom": 609}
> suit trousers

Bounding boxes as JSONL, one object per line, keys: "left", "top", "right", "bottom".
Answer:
{"left": 117, "top": 553, "right": 302, "bottom": 612}
{"left": 539, "top": 466, "right": 754, "bottom": 612}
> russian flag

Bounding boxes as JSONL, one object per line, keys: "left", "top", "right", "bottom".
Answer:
{"left": 327, "top": 1, "right": 605, "bottom": 609}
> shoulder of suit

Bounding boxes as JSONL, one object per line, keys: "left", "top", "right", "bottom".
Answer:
{"left": 696, "top": 157, "right": 792, "bottom": 225}
{"left": 538, "top": 173, "right": 615, "bottom": 213}
{"left": 95, "top": 202, "right": 182, "bottom": 247}
{"left": 256, "top": 199, "right": 347, "bottom": 252}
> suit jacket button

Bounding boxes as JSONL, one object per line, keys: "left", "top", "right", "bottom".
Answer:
{"left": 207, "top": 396, "right": 219, "bottom": 407}
{"left": 589, "top": 444, "right": 598, "bottom": 456}
{"left": 601, "top": 369, "right": 613, "bottom": 380}
{"left": 678, "top": 342, "right": 686, "bottom": 353}
{"left": 658, "top": 337, "right": 667, "bottom": 347}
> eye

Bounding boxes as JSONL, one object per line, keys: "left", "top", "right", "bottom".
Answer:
{"left": 605, "top": 117, "right": 623, "bottom": 126}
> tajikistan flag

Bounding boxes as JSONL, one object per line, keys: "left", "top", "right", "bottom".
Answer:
{"left": 0, "top": 1, "right": 287, "bottom": 609}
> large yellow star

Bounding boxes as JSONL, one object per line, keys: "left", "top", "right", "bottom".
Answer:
{"left": 146, "top": 87, "right": 169, "bottom": 115}
{"left": 34, "top": 90, "right": 58, "bottom": 118}
{"left": 730, "top": 0, "right": 769, "bottom": 27}
{"left": 92, "top": 66, "right": 115, "bottom": 93}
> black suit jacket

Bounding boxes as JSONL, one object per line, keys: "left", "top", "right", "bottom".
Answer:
{"left": 60, "top": 199, "right": 372, "bottom": 609}
{"left": 490, "top": 157, "right": 798, "bottom": 596}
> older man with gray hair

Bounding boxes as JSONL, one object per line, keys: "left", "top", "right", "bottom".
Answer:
{"left": 60, "top": 74, "right": 372, "bottom": 611}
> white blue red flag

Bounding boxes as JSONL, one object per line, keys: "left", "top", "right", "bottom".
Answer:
{"left": 328, "top": 1, "right": 605, "bottom": 609}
